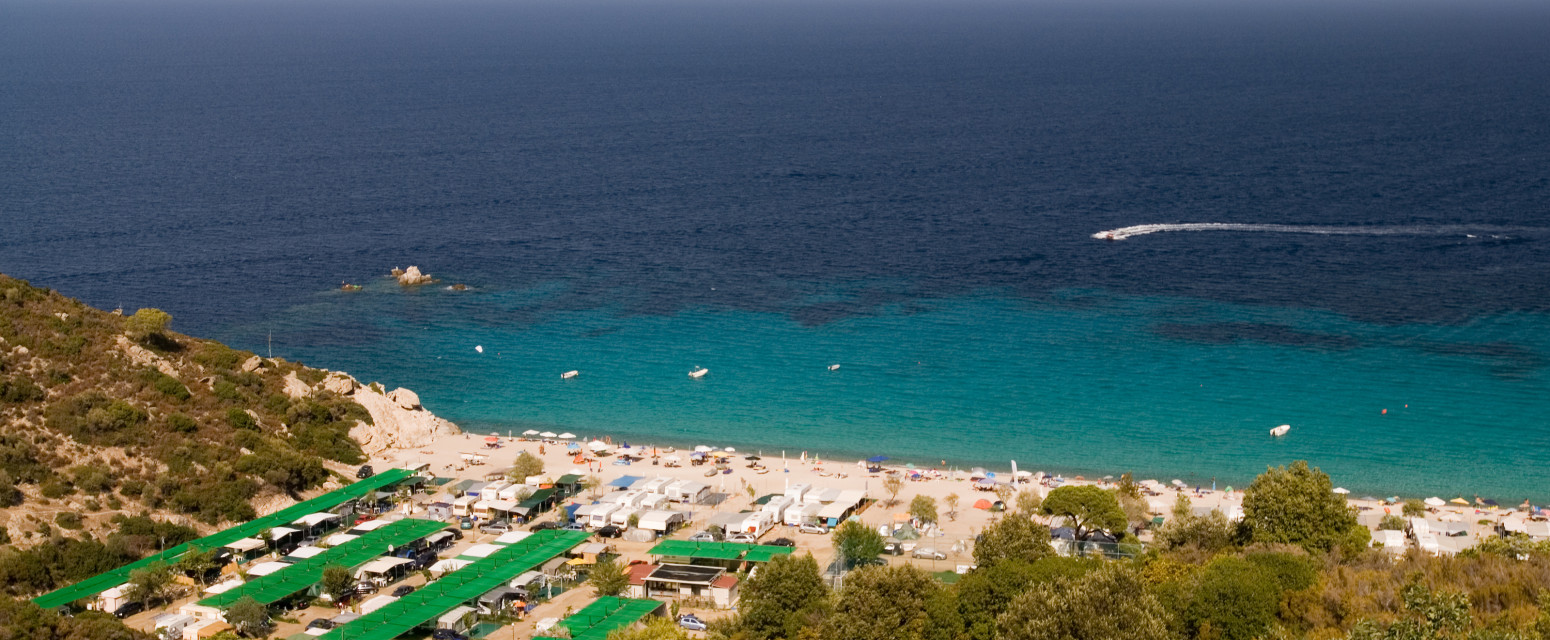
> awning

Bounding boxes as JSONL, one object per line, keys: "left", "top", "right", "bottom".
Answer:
{"left": 494, "top": 531, "right": 533, "bottom": 545}
{"left": 268, "top": 526, "right": 301, "bottom": 539}
{"left": 287, "top": 546, "right": 327, "bottom": 559}
{"left": 356, "top": 557, "right": 413, "bottom": 576}
{"left": 322, "top": 533, "right": 359, "bottom": 547}
{"left": 224, "top": 538, "right": 266, "bottom": 553}
{"left": 609, "top": 476, "right": 644, "bottom": 488}
{"left": 292, "top": 513, "right": 342, "bottom": 527}
{"left": 460, "top": 543, "right": 506, "bottom": 559}
{"left": 429, "top": 559, "right": 472, "bottom": 575}
{"left": 246, "top": 561, "right": 290, "bottom": 577}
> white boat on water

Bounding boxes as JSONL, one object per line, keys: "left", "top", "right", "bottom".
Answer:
{"left": 828, "top": 364, "right": 840, "bottom": 371}
{"left": 1270, "top": 424, "right": 1291, "bottom": 437}
{"left": 561, "top": 370, "right": 579, "bottom": 379}
{"left": 688, "top": 368, "right": 708, "bottom": 379}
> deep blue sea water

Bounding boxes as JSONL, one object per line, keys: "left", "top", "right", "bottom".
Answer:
{"left": 4, "top": 0, "right": 1549, "bottom": 498}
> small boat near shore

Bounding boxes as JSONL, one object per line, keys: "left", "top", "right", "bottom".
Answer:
{"left": 828, "top": 364, "right": 840, "bottom": 371}
{"left": 561, "top": 370, "right": 579, "bottom": 379}
{"left": 689, "top": 368, "right": 708, "bottom": 379}
{"left": 1270, "top": 424, "right": 1291, "bottom": 437}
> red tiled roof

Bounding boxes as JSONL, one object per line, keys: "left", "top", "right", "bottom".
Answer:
{"left": 627, "top": 563, "right": 658, "bottom": 585}
{"left": 712, "top": 574, "right": 739, "bottom": 589}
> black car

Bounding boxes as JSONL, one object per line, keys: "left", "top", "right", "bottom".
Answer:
{"left": 769, "top": 537, "right": 797, "bottom": 547}
{"left": 356, "top": 465, "right": 374, "bottom": 479}
{"left": 595, "top": 525, "right": 622, "bottom": 538}
{"left": 306, "top": 619, "right": 336, "bottom": 630}
{"left": 530, "top": 521, "right": 561, "bottom": 531}
{"left": 432, "top": 629, "right": 468, "bottom": 640}
{"left": 111, "top": 601, "right": 144, "bottom": 619}
{"left": 391, "top": 585, "right": 417, "bottom": 597}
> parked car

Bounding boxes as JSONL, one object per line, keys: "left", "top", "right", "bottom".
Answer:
{"left": 356, "top": 465, "right": 374, "bottom": 479}
{"left": 678, "top": 614, "right": 708, "bottom": 631}
{"left": 726, "top": 533, "right": 756, "bottom": 543}
{"left": 459, "top": 518, "right": 474, "bottom": 530}
{"left": 562, "top": 522, "right": 587, "bottom": 531}
{"left": 432, "top": 629, "right": 469, "bottom": 640}
{"left": 306, "top": 619, "right": 336, "bottom": 630}
{"left": 883, "top": 541, "right": 904, "bottom": 556}
{"left": 111, "top": 602, "right": 143, "bottom": 619}
{"left": 688, "top": 531, "right": 719, "bottom": 542}
{"left": 595, "top": 525, "right": 623, "bottom": 539}
{"left": 480, "top": 521, "right": 512, "bottom": 534}
{"left": 530, "top": 521, "right": 562, "bottom": 531}
{"left": 769, "top": 537, "right": 796, "bottom": 547}
{"left": 354, "top": 581, "right": 378, "bottom": 595}
{"left": 798, "top": 524, "right": 828, "bottom": 535}
{"left": 391, "top": 585, "right": 417, "bottom": 597}
{"left": 911, "top": 547, "right": 947, "bottom": 560}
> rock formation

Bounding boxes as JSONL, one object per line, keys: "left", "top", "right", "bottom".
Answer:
{"left": 394, "top": 266, "right": 433, "bottom": 286}
{"left": 282, "top": 369, "right": 458, "bottom": 455}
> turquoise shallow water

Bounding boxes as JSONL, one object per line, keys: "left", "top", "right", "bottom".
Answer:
{"left": 231, "top": 284, "right": 1550, "bottom": 501}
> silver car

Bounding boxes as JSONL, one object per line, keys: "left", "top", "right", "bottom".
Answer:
{"left": 911, "top": 547, "right": 946, "bottom": 560}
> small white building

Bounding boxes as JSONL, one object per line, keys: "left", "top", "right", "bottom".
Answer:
{"left": 1373, "top": 529, "right": 1407, "bottom": 554}
{"left": 610, "top": 506, "right": 641, "bottom": 527}
{"left": 782, "top": 502, "right": 822, "bottom": 527}
{"left": 480, "top": 481, "right": 510, "bottom": 502}
{"left": 452, "top": 495, "right": 480, "bottom": 518}
{"left": 762, "top": 496, "right": 793, "bottom": 516}
{"left": 95, "top": 585, "right": 129, "bottom": 613}
{"left": 437, "top": 605, "right": 477, "bottom": 632}
{"left": 805, "top": 487, "right": 843, "bottom": 504}
{"left": 785, "top": 483, "right": 811, "bottom": 501}
{"left": 667, "top": 481, "right": 710, "bottom": 504}
{"left": 578, "top": 503, "right": 622, "bottom": 528}
{"left": 636, "top": 510, "right": 690, "bottom": 533}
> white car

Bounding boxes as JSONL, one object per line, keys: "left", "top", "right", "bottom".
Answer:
{"left": 727, "top": 533, "right": 757, "bottom": 543}
{"left": 911, "top": 547, "right": 946, "bottom": 560}
{"left": 798, "top": 524, "right": 828, "bottom": 535}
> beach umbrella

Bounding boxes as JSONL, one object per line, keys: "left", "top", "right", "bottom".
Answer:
{"left": 1224, "top": 486, "right": 1234, "bottom": 493}
{"left": 985, "top": 472, "right": 997, "bottom": 479}
{"left": 1425, "top": 497, "right": 1446, "bottom": 507}
{"left": 557, "top": 432, "right": 576, "bottom": 440}
{"left": 694, "top": 445, "right": 713, "bottom": 453}
{"left": 867, "top": 455, "right": 890, "bottom": 463}
{"left": 1171, "top": 479, "right": 1186, "bottom": 487}
{"left": 725, "top": 447, "right": 735, "bottom": 453}
{"left": 1450, "top": 498, "right": 1470, "bottom": 505}
{"left": 484, "top": 436, "right": 500, "bottom": 443}
{"left": 746, "top": 455, "right": 760, "bottom": 461}
{"left": 566, "top": 442, "right": 580, "bottom": 450}
{"left": 522, "top": 430, "right": 540, "bottom": 436}
{"left": 588, "top": 440, "right": 610, "bottom": 451}
{"left": 540, "top": 431, "right": 558, "bottom": 438}
{"left": 1332, "top": 487, "right": 1350, "bottom": 495}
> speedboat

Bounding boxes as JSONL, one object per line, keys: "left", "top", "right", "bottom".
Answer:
{"left": 561, "top": 370, "right": 579, "bottom": 379}
{"left": 1270, "top": 424, "right": 1291, "bottom": 437}
{"left": 688, "top": 368, "right": 708, "bottom": 379}
{"left": 828, "top": 364, "right": 841, "bottom": 371}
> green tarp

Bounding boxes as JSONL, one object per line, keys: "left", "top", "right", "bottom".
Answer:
{"left": 318, "top": 529, "right": 590, "bottom": 640}
{"left": 33, "top": 468, "right": 415, "bottom": 610}
{"left": 198, "top": 519, "right": 446, "bottom": 608}
{"left": 558, "top": 597, "right": 664, "bottom": 640}
{"left": 647, "top": 540, "right": 794, "bottom": 562}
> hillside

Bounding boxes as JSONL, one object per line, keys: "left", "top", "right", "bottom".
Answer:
{"left": 0, "top": 274, "right": 455, "bottom": 598}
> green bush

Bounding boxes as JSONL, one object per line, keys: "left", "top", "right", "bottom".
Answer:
{"left": 39, "top": 478, "right": 73, "bottom": 499}
{"left": 1185, "top": 556, "right": 1281, "bottom": 640}
{"left": 213, "top": 380, "right": 240, "bottom": 401}
{"left": 0, "top": 376, "right": 44, "bottom": 404}
{"left": 166, "top": 413, "right": 197, "bottom": 433}
{"left": 226, "top": 408, "right": 257, "bottom": 431}
{"left": 145, "top": 370, "right": 190, "bottom": 400}
{"left": 54, "top": 513, "right": 83, "bottom": 530}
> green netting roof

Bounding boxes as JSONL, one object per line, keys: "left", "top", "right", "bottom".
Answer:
{"left": 555, "top": 474, "right": 583, "bottom": 485}
{"left": 517, "top": 487, "right": 557, "bottom": 509}
{"left": 199, "top": 519, "right": 446, "bottom": 608}
{"left": 742, "top": 546, "right": 796, "bottom": 563}
{"left": 318, "top": 529, "right": 590, "bottom": 640}
{"left": 33, "top": 468, "right": 415, "bottom": 609}
{"left": 648, "top": 540, "right": 794, "bottom": 562}
{"left": 558, "top": 597, "right": 664, "bottom": 640}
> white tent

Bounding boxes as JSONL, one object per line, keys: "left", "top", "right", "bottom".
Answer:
{"left": 460, "top": 543, "right": 506, "bottom": 559}
{"left": 429, "top": 559, "right": 472, "bottom": 576}
{"left": 246, "top": 561, "right": 290, "bottom": 577}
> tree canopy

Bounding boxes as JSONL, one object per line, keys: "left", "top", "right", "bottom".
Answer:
{"left": 508, "top": 451, "right": 544, "bottom": 482}
{"left": 1039, "top": 485, "right": 1127, "bottom": 539}
{"left": 821, "top": 564, "right": 959, "bottom": 640}
{"left": 728, "top": 554, "right": 830, "bottom": 640}
{"left": 972, "top": 514, "right": 1054, "bottom": 568}
{"left": 832, "top": 520, "right": 886, "bottom": 569}
{"left": 589, "top": 556, "right": 630, "bottom": 597}
{"left": 997, "top": 562, "right": 1171, "bottom": 640}
{"left": 909, "top": 495, "right": 939, "bottom": 527}
{"left": 1240, "top": 460, "right": 1360, "bottom": 553}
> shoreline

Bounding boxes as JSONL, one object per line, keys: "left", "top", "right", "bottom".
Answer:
{"left": 452, "top": 423, "right": 1523, "bottom": 507}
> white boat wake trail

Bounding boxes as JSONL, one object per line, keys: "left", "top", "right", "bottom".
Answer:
{"left": 1092, "top": 223, "right": 1530, "bottom": 241}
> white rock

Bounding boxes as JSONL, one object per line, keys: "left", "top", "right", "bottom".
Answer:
{"left": 240, "top": 356, "right": 266, "bottom": 373}
{"left": 396, "top": 266, "right": 432, "bottom": 285}
{"left": 388, "top": 388, "right": 421, "bottom": 410}
{"left": 321, "top": 373, "right": 358, "bottom": 396}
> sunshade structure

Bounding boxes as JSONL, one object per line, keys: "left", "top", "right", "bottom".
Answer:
{"left": 319, "top": 529, "right": 589, "bottom": 640}
{"left": 199, "top": 518, "right": 446, "bottom": 608}
{"left": 33, "top": 468, "right": 415, "bottom": 609}
{"left": 1450, "top": 498, "right": 1471, "bottom": 505}
{"left": 647, "top": 540, "right": 794, "bottom": 563}
{"left": 540, "top": 431, "right": 558, "bottom": 438}
{"left": 1425, "top": 497, "right": 1446, "bottom": 507}
{"left": 557, "top": 433, "right": 577, "bottom": 440}
{"left": 867, "top": 455, "right": 889, "bottom": 463}
{"left": 522, "top": 430, "right": 540, "bottom": 436}
{"left": 556, "top": 597, "right": 665, "bottom": 640}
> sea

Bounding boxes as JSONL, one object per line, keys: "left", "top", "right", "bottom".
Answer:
{"left": 3, "top": 0, "right": 1549, "bottom": 500}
